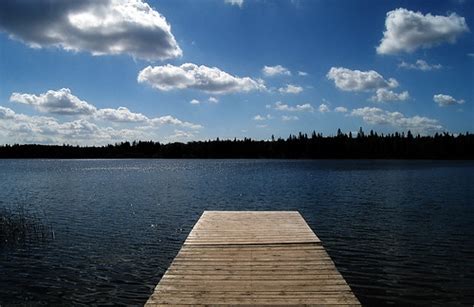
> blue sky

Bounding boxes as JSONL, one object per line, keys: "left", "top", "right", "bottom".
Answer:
{"left": 0, "top": 0, "right": 472, "bottom": 145}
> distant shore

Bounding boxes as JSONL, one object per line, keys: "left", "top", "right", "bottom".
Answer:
{"left": 1, "top": 130, "right": 473, "bottom": 159}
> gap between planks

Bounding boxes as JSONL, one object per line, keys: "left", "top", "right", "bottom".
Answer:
{"left": 145, "top": 211, "right": 360, "bottom": 306}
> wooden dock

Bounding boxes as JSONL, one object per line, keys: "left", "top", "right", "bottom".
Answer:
{"left": 146, "top": 211, "right": 360, "bottom": 306}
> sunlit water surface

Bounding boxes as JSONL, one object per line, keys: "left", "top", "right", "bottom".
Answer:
{"left": 0, "top": 159, "right": 473, "bottom": 306}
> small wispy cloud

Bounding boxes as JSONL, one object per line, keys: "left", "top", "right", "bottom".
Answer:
{"left": 282, "top": 115, "right": 299, "bottom": 121}
{"left": 399, "top": 59, "right": 442, "bottom": 71}
{"left": 273, "top": 101, "right": 314, "bottom": 112}
{"left": 224, "top": 0, "right": 244, "bottom": 7}
{"left": 334, "top": 106, "right": 348, "bottom": 113}
{"left": 208, "top": 96, "right": 219, "bottom": 103}
{"left": 253, "top": 114, "right": 272, "bottom": 121}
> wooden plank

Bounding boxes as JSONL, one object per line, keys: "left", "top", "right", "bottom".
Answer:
{"left": 145, "top": 211, "right": 359, "bottom": 306}
{"left": 185, "top": 211, "right": 320, "bottom": 246}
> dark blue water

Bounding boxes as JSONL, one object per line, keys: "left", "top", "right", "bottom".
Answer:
{"left": 0, "top": 159, "right": 473, "bottom": 306}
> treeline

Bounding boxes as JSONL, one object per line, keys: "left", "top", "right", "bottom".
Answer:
{"left": 0, "top": 129, "right": 473, "bottom": 159}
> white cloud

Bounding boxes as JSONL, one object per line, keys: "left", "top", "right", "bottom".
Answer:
{"left": 298, "top": 71, "right": 308, "bottom": 76}
{"left": 278, "top": 84, "right": 303, "bottom": 94}
{"left": 399, "top": 59, "right": 442, "bottom": 71}
{"left": 351, "top": 107, "right": 442, "bottom": 134}
{"left": 224, "top": 0, "right": 244, "bottom": 7}
{"left": 138, "top": 63, "right": 266, "bottom": 94}
{"left": 377, "top": 8, "right": 469, "bottom": 54}
{"left": 0, "top": 102, "right": 203, "bottom": 145}
{"left": 95, "top": 107, "right": 148, "bottom": 122}
{"left": 327, "top": 67, "right": 399, "bottom": 92}
{"left": 273, "top": 101, "right": 314, "bottom": 112}
{"left": 8, "top": 88, "right": 201, "bottom": 134}
{"left": 0, "top": 106, "right": 144, "bottom": 145}
{"left": 318, "top": 104, "right": 330, "bottom": 113}
{"left": 10, "top": 88, "right": 97, "bottom": 115}
{"left": 262, "top": 65, "right": 291, "bottom": 77}
{"left": 149, "top": 115, "right": 202, "bottom": 130}
{"left": 253, "top": 114, "right": 272, "bottom": 121}
{"left": 208, "top": 96, "right": 219, "bottom": 103}
{"left": 165, "top": 129, "right": 196, "bottom": 142}
{"left": 0, "top": 106, "right": 16, "bottom": 119}
{"left": 334, "top": 106, "right": 348, "bottom": 113}
{"left": 433, "top": 94, "right": 465, "bottom": 106}
{"left": 371, "top": 88, "right": 410, "bottom": 102}
{"left": 282, "top": 115, "right": 299, "bottom": 121}
{"left": 190, "top": 97, "right": 218, "bottom": 105}
{"left": 0, "top": 0, "right": 182, "bottom": 61}
{"left": 10, "top": 88, "right": 155, "bottom": 123}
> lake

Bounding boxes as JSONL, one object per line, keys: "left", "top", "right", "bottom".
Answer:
{"left": 0, "top": 159, "right": 473, "bottom": 305}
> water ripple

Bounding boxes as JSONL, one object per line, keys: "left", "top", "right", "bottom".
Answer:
{"left": 0, "top": 159, "right": 473, "bottom": 306}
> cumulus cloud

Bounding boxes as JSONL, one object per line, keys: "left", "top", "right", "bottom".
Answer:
{"left": 273, "top": 101, "right": 314, "bottom": 112}
{"left": 282, "top": 115, "right": 299, "bottom": 121}
{"left": 0, "top": 106, "right": 16, "bottom": 119}
{"left": 10, "top": 88, "right": 149, "bottom": 123}
{"left": 278, "top": 84, "right": 303, "bottom": 94}
{"left": 433, "top": 94, "right": 465, "bottom": 106}
{"left": 399, "top": 59, "right": 442, "bottom": 71}
{"left": 327, "top": 67, "right": 399, "bottom": 92}
{"left": 351, "top": 107, "right": 442, "bottom": 134}
{"left": 224, "top": 0, "right": 244, "bottom": 7}
{"left": 262, "top": 65, "right": 291, "bottom": 77}
{"left": 10, "top": 88, "right": 97, "bottom": 115}
{"left": 138, "top": 63, "right": 266, "bottom": 94}
{"left": 0, "top": 0, "right": 182, "bottom": 61}
{"left": 318, "top": 104, "right": 330, "bottom": 113}
{"left": 95, "top": 107, "right": 148, "bottom": 122}
{"left": 0, "top": 106, "right": 143, "bottom": 145}
{"left": 298, "top": 71, "right": 308, "bottom": 76}
{"left": 371, "top": 88, "right": 410, "bottom": 102}
{"left": 377, "top": 8, "right": 469, "bottom": 55}
{"left": 190, "top": 99, "right": 200, "bottom": 105}
{"left": 334, "top": 106, "right": 348, "bottom": 113}
{"left": 8, "top": 88, "right": 201, "bottom": 132}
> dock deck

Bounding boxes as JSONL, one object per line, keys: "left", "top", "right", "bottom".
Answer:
{"left": 145, "top": 211, "right": 360, "bottom": 306}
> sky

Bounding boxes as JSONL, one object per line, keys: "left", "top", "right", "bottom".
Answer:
{"left": 0, "top": 0, "right": 473, "bottom": 145}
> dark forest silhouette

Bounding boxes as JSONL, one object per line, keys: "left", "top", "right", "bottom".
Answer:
{"left": 1, "top": 128, "right": 473, "bottom": 159}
